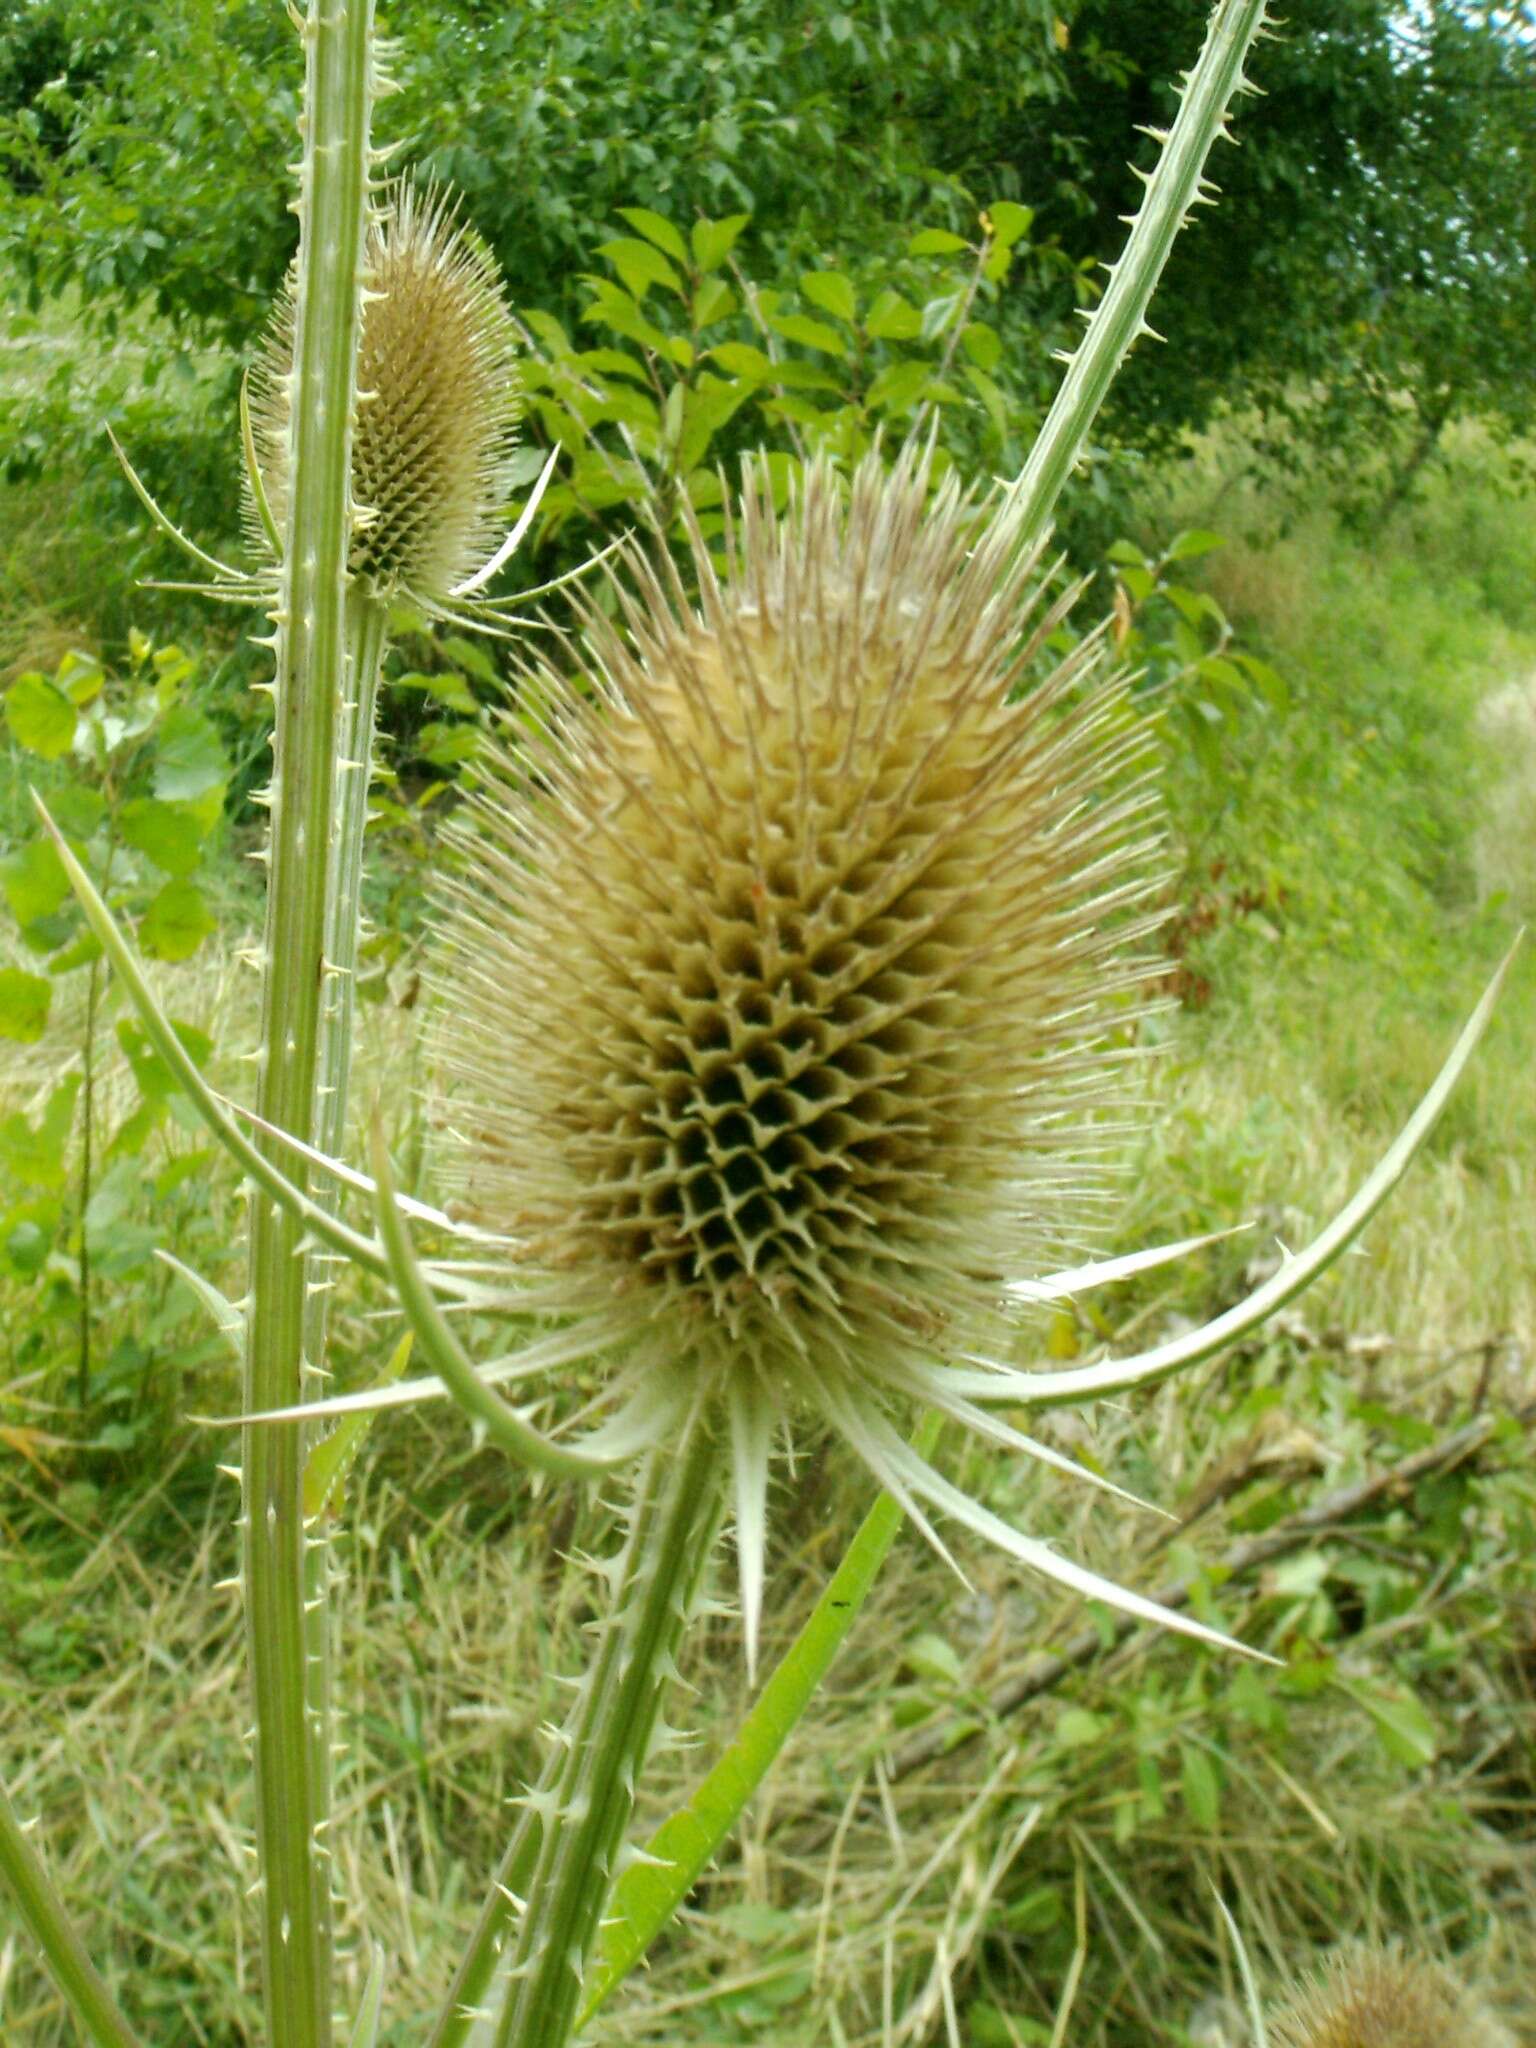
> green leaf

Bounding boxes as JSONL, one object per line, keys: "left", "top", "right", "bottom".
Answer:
{"left": 2, "top": 837, "right": 71, "bottom": 930}
{"left": 153, "top": 706, "right": 228, "bottom": 802}
{"left": 596, "top": 237, "right": 683, "bottom": 299}
{"left": 986, "top": 199, "right": 1033, "bottom": 249}
{"left": 1340, "top": 1679, "right": 1438, "bottom": 1769}
{"left": 615, "top": 206, "right": 688, "bottom": 266}
{"left": 690, "top": 213, "right": 750, "bottom": 273}
{"left": 710, "top": 341, "right": 774, "bottom": 380}
{"left": 0, "top": 968, "right": 51, "bottom": 1043}
{"left": 767, "top": 311, "right": 847, "bottom": 357}
{"left": 800, "top": 270, "right": 856, "bottom": 324}
{"left": 5, "top": 673, "right": 78, "bottom": 760}
{"left": 1179, "top": 1743, "right": 1221, "bottom": 1827}
{"left": 583, "top": 1413, "right": 945, "bottom": 2023}
{"left": 46, "top": 785, "right": 107, "bottom": 839}
{"left": 865, "top": 360, "right": 931, "bottom": 413}
{"left": 118, "top": 798, "right": 207, "bottom": 877}
{"left": 304, "top": 1332, "right": 413, "bottom": 1519}
{"left": 960, "top": 321, "right": 1002, "bottom": 372}
{"left": 908, "top": 227, "right": 969, "bottom": 256}
{"left": 691, "top": 275, "right": 736, "bottom": 329}
{"left": 1164, "top": 528, "right": 1226, "bottom": 562}
{"left": 864, "top": 289, "right": 922, "bottom": 341}
{"left": 905, "top": 1631, "right": 963, "bottom": 1687}
{"left": 139, "top": 879, "right": 215, "bottom": 962}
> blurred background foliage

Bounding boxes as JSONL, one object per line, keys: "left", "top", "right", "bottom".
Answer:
{"left": 2, "top": 4, "right": 1535, "bottom": 2040}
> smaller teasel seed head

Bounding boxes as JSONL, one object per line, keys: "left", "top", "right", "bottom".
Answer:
{"left": 1268, "top": 1944, "right": 1510, "bottom": 2048}
{"left": 249, "top": 180, "right": 519, "bottom": 603}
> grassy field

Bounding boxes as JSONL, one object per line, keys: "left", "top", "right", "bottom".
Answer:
{"left": 1, "top": 340, "right": 1533, "bottom": 2044}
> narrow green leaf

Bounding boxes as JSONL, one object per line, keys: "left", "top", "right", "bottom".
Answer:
{"left": 616, "top": 206, "right": 689, "bottom": 266}
{"left": 303, "top": 1331, "right": 412, "bottom": 1518}
{"left": 582, "top": 1412, "right": 944, "bottom": 2022}
{"left": 5, "top": 672, "right": 78, "bottom": 760}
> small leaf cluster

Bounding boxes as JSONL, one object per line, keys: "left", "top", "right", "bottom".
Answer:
{"left": 3, "top": 631, "right": 229, "bottom": 1030}
{"left": 516, "top": 198, "right": 1059, "bottom": 552}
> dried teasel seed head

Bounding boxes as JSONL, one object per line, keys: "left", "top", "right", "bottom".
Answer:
{"left": 249, "top": 181, "right": 519, "bottom": 601}
{"left": 428, "top": 445, "right": 1164, "bottom": 1413}
{"left": 1268, "top": 1944, "right": 1511, "bottom": 2048}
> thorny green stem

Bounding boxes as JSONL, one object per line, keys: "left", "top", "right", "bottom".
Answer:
{"left": 478, "top": 1427, "right": 721, "bottom": 2048}
{"left": 243, "top": 3, "right": 376, "bottom": 2044}
{"left": 1005, "top": 0, "right": 1271, "bottom": 541}
{"left": 0, "top": 1779, "right": 143, "bottom": 2048}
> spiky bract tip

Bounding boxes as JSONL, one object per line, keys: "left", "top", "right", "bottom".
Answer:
{"left": 250, "top": 180, "right": 519, "bottom": 601}
{"left": 1268, "top": 1945, "right": 1510, "bottom": 2048}
{"left": 429, "top": 446, "right": 1162, "bottom": 1417}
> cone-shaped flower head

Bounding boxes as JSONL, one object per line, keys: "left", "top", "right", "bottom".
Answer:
{"left": 428, "top": 446, "right": 1173, "bottom": 1657}
{"left": 1268, "top": 1945, "right": 1509, "bottom": 2048}
{"left": 249, "top": 181, "right": 519, "bottom": 604}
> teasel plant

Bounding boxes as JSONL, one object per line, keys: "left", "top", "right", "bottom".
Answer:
{"left": 1264, "top": 1943, "right": 1512, "bottom": 2048}
{"left": 0, "top": 0, "right": 1521, "bottom": 2045}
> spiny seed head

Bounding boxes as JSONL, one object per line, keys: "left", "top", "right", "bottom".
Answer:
{"left": 1268, "top": 1945, "right": 1509, "bottom": 2048}
{"left": 429, "top": 446, "right": 1163, "bottom": 1410}
{"left": 249, "top": 181, "right": 519, "bottom": 601}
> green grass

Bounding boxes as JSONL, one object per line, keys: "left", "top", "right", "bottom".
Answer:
{"left": 2, "top": 424, "right": 1534, "bottom": 2042}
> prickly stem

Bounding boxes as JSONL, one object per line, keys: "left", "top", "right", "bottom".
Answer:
{"left": 244, "top": 5, "right": 377, "bottom": 2046}
{"left": 1005, "top": 0, "right": 1271, "bottom": 541}
{"left": 481, "top": 1427, "right": 721, "bottom": 2048}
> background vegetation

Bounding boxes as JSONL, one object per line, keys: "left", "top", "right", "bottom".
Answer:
{"left": 1, "top": 1, "right": 1532, "bottom": 2041}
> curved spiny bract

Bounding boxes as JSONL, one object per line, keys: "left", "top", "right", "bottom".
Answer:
{"left": 249, "top": 179, "right": 520, "bottom": 605}
{"left": 1268, "top": 1945, "right": 1510, "bottom": 2048}
{"left": 429, "top": 445, "right": 1165, "bottom": 1589}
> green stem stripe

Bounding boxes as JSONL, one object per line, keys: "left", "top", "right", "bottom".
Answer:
{"left": 244, "top": 4, "right": 375, "bottom": 2044}
{"left": 581, "top": 1410, "right": 944, "bottom": 2023}
{"left": 0, "top": 1780, "right": 143, "bottom": 2048}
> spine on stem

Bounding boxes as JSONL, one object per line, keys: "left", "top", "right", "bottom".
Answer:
{"left": 478, "top": 1428, "right": 720, "bottom": 2048}
{"left": 244, "top": 5, "right": 378, "bottom": 2044}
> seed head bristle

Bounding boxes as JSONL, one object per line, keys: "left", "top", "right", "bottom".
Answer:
{"left": 428, "top": 447, "right": 1164, "bottom": 1416}
{"left": 1268, "top": 1945, "right": 1509, "bottom": 2048}
{"left": 249, "top": 181, "right": 519, "bottom": 600}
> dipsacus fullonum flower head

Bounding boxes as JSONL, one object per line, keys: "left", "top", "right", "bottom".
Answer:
{"left": 425, "top": 444, "right": 1197, "bottom": 1663}
{"left": 1267, "top": 1944, "right": 1511, "bottom": 2048}
{"left": 249, "top": 180, "right": 520, "bottom": 606}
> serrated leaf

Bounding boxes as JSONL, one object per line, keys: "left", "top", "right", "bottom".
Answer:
{"left": 139, "top": 879, "right": 215, "bottom": 962}
{"left": 0, "top": 968, "right": 51, "bottom": 1043}
{"left": 616, "top": 206, "right": 688, "bottom": 266}
{"left": 691, "top": 213, "right": 750, "bottom": 273}
{"left": 800, "top": 270, "right": 856, "bottom": 324}
{"left": 153, "top": 705, "right": 228, "bottom": 802}
{"left": 5, "top": 672, "right": 77, "bottom": 759}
